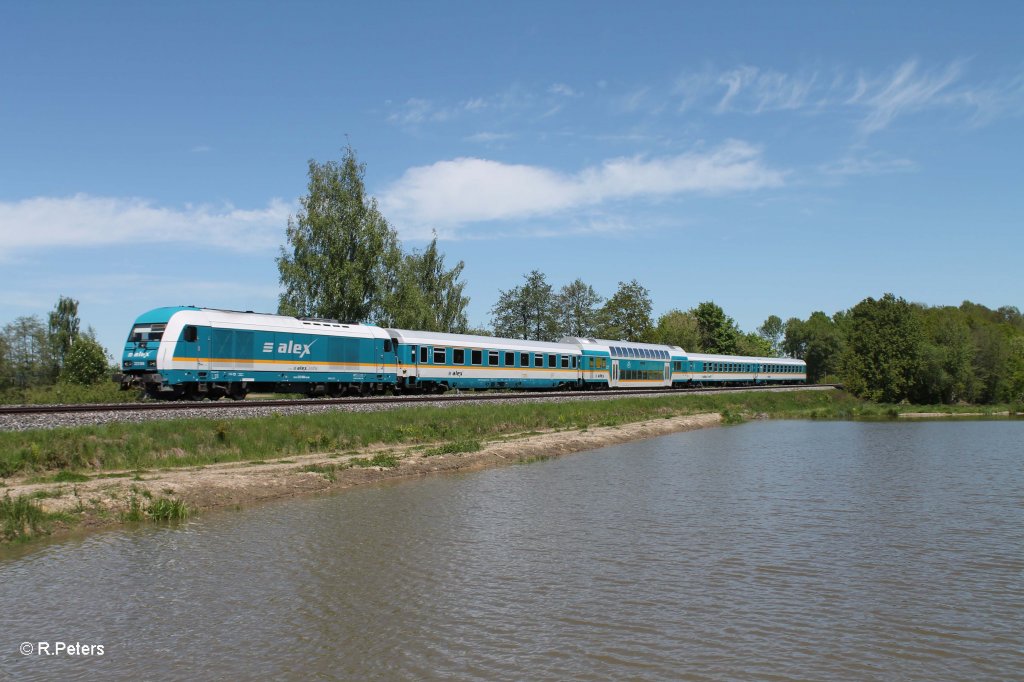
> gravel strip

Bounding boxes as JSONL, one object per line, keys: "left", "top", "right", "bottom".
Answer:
{"left": 1, "top": 385, "right": 834, "bottom": 432}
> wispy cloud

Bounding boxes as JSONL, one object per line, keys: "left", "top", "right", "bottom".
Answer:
{"left": 669, "top": 59, "right": 1022, "bottom": 134}
{"left": 548, "top": 83, "right": 580, "bottom": 97}
{"left": 464, "top": 131, "right": 513, "bottom": 144}
{"left": 820, "top": 153, "right": 917, "bottom": 176}
{"left": 379, "top": 140, "right": 784, "bottom": 238}
{"left": 0, "top": 195, "right": 292, "bottom": 255}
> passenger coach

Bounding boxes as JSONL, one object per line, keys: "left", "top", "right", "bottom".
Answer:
{"left": 387, "top": 329, "right": 582, "bottom": 392}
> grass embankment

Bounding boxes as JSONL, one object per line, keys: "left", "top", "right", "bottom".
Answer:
{"left": 0, "top": 390, "right": 839, "bottom": 478}
{"left": 2, "top": 390, "right": 1018, "bottom": 480}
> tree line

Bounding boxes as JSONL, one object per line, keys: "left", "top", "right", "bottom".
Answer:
{"left": 276, "top": 147, "right": 1023, "bottom": 405}
{"left": 0, "top": 296, "right": 110, "bottom": 394}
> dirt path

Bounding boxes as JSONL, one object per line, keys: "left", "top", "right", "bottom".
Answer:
{"left": 6, "top": 412, "right": 723, "bottom": 538}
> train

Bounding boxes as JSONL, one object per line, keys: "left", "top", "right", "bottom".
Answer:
{"left": 115, "top": 306, "right": 807, "bottom": 400}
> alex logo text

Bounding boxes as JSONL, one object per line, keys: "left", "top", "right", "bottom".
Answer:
{"left": 262, "top": 339, "right": 316, "bottom": 359}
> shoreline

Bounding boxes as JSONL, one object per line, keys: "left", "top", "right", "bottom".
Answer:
{"left": 3, "top": 412, "right": 723, "bottom": 546}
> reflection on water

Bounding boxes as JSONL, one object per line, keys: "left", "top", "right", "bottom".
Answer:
{"left": 2, "top": 420, "right": 1022, "bottom": 680}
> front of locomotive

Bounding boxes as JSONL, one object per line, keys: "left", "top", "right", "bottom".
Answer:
{"left": 114, "top": 306, "right": 195, "bottom": 396}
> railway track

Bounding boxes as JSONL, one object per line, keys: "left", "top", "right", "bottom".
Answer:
{"left": 1, "top": 384, "right": 840, "bottom": 417}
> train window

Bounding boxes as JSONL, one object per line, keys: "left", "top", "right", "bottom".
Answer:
{"left": 453, "top": 348, "right": 465, "bottom": 364}
{"left": 572, "top": 356, "right": 578, "bottom": 368}
{"left": 420, "top": 347, "right": 429, "bottom": 363}
{"left": 488, "top": 350, "right": 498, "bottom": 366}
{"left": 548, "top": 354, "right": 556, "bottom": 368}
{"left": 434, "top": 347, "right": 446, "bottom": 364}
{"left": 505, "top": 352, "right": 515, "bottom": 366}
{"left": 561, "top": 355, "right": 569, "bottom": 368}
{"left": 534, "top": 353, "right": 543, "bottom": 367}
{"left": 472, "top": 349, "right": 482, "bottom": 365}
{"left": 183, "top": 326, "right": 197, "bottom": 342}
{"left": 520, "top": 353, "right": 529, "bottom": 367}
{"left": 383, "top": 339, "right": 392, "bottom": 353}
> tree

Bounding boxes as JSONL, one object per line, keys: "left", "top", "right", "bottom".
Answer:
{"left": 48, "top": 295, "right": 80, "bottom": 379}
{"left": 378, "top": 236, "right": 470, "bottom": 332}
{"left": 595, "top": 280, "right": 653, "bottom": 342}
{"left": 61, "top": 335, "right": 109, "bottom": 385}
{"left": 653, "top": 309, "right": 702, "bottom": 351}
{"left": 757, "top": 315, "right": 785, "bottom": 357}
{"left": 736, "top": 332, "right": 773, "bottom": 357}
{"left": 490, "top": 270, "right": 559, "bottom": 341}
{"left": 691, "top": 301, "right": 739, "bottom": 354}
{"left": 783, "top": 312, "right": 844, "bottom": 383}
{"left": 555, "top": 279, "right": 602, "bottom": 338}
{"left": 840, "top": 294, "right": 923, "bottom": 402}
{"left": 1, "top": 316, "right": 50, "bottom": 388}
{"left": 277, "top": 145, "right": 401, "bottom": 323}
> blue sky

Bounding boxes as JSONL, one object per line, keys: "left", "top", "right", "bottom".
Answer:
{"left": 2, "top": 1, "right": 1022, "bottom": 356}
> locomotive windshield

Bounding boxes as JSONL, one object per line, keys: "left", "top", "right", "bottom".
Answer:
{"left": 129, "top": 323, "right": 166, "bottom": 342}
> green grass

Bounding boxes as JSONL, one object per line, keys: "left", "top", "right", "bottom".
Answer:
{"left": 145, "top": 497, "right": 190, "bottom": 522}
{"left": 0, "top": 381, "right": 140, "bottom": 405}
{"left": 1, "top": 494, "right": 71, "bottom": 542}
{"left": 424, "top": 440, "right": 483, "bottom": 457}
{"left": 1, "top": 390, "right": 1014, "bottom": 480}
{"left": 299, "top": 463, "right": 341, "bottom": 481}
{"left": 350, "top": 453, "right": 400, "bottom": 468}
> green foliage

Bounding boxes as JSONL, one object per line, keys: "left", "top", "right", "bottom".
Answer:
{"left": 350, "top": 453, "right": 400, "bottom": 468}
{"left": 556, "top": 279, "right": 603, "bottom": 338}
{"left": 840, "top": 294, "right": 924, "bottom": 402}
{"left": 653, "top": 309, "right": 702, "bottom": 351}
{"left": 379, "top": 236, "right": 470, "bottom": 332}
{"left": 490, "top": 270, "right": 560, "bottom": 340}
{"left": 424, "top": 440, "right": 482, "bottom": 456}
{"left": 60, "top": 335, "right": 110, "bottom": 385}
{"left": 596, "top": 280, "right": 654, "bottom": 342}
{"left": 300, "top": 463, "right": 340, "bottom": 481}
{"left": 783, "top": 312, "right": 845, "bottom": 383}
{"left": 1, "top": 315, "right": 51, "bottom": 389}
{"left": 47, "top": 296, "right": 80, "bottom": 379}
{"left": 145, "top": 497, "right": 191, "bottom": 521}
{"left": 0, "top": 380, "right": 137, "bottom": 405}
{"left": 757, "top": 315, "right": 785, "bottom": 356}
{"left": 1, "top": 494, "right": 69, "bottom": 541}
{"left": 277, "top": 145, "right": 402, "bottom": 323}
{"left": 692, "top": 301, "right": 739, "bottom": 354}
{"left": 736, "top": 331, "right": 773, "bottom": 357}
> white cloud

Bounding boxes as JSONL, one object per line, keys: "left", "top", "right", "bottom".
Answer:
{"left": 0, "top": 194, "right": 292, "bottom": 255}
{"left": 379, "top": 140, "right": 784, "bottom": 237}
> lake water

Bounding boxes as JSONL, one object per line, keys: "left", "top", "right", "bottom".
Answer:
{"left": 1, "top": 420, "right": 1021, "bottom": 681}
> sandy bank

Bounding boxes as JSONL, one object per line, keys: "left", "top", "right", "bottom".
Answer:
{"left": 6, "top": 412, "right": 723, "bottom": 541}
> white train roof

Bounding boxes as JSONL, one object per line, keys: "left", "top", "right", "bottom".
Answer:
{"left": 561, "top": 337, "right": 685, "bottom": 356}
{"left": 172, "top": 308, "right": 390, "bottom": 339}
{"left": 387, "top": 329, "right": 581, "bottom": 354}
{"left": 687, "top": 352, "right": 805, "bottom": 365}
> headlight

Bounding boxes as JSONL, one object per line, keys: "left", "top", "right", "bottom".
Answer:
{"left": 147, "top": 360, "right": 156, "bottom": 368}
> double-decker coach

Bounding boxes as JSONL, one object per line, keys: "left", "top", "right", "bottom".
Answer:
{"left": 560, "top": 338, "right": 681, "bottom": 389}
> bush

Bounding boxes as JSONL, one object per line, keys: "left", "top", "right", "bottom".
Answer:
{"left": 60, "top": 337, "right": 110, "bottom": 385}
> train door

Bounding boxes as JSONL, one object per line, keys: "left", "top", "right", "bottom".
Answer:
{"left": 611, "top": 360, "right": 619, "bottom": 387}
{"left": 664, "top": 361, "right": 671, "bottom": 386}
{"left": 375, "top": 339, "right": 385, "bottom": 377}
{"left": 180, "top": 324, "right": 205, "bottom": 374}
